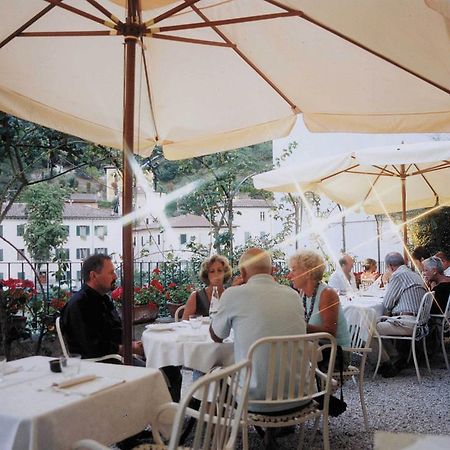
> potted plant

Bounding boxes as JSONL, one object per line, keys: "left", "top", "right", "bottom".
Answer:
{"left": 165, "top": 282, "right": 195, "bottom": 318}
{"left": 0, "top": 278, "right": 36, "bottom": 358}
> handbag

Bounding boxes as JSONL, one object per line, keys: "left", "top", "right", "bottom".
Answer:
{"left": 315, "top": 345, "right": 347, "bottom": 417}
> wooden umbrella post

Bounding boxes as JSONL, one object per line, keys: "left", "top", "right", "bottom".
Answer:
{"left": 400, "top": 164, "right": 408, "bottom": 264}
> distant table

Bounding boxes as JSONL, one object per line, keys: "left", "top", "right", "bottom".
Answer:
{"left": 0, "top": 356, "right": 172, "bottom": 450}
{"left": 340, "top": 293, "right": 385, "bottom": 318}
{"left": 142, "top": 321, "right": 234, "bottom": 372}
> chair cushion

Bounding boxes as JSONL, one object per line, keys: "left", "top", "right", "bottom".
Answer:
{"left": 247, "top": 401, "right": 319, "bottom": 426}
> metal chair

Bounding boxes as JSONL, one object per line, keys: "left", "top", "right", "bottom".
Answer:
{"left": 243, "top": 332, "right": 337, "bottom": 450}
{"left": 150, "top": 359, "right": 252, "bottom": 450}
{"left": 338, "top": 306, "right": 377, "bottom": 431}
{"left": 174, "top": 305, "right": 186, "bottom": 322}
{"left": 373, "top": 292, "right": 434, "bottom": 382}
{"left": 55, "top": 317, "right": 123, "bottom": 363}
{"left": 428, "top": 293, "right": 450, "bottom": 370}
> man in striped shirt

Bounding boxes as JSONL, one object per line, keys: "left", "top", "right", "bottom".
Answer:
{"left": 376, "top": 252, "right": 426, "bottom": 377}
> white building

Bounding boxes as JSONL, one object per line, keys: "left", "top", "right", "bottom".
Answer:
{"left": 0, "top": 203, "right": 122, "bottom": 283}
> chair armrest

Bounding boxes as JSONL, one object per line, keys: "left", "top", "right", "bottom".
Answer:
{"left": 72, "top": 438, "right": 110, "bottom": 450}
{"left": 151, "top": 401, "right": 179, "bottom": 445}
{"left": 86, "top": 354, "right": 123, "bottom": 363}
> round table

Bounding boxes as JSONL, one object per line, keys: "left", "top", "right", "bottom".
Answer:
{"left": 142, "top": 321, "right": 234, "bottom": 372}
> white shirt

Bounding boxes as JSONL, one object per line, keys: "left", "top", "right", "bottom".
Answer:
{"left": 444, "top": 266, "right": 450, "bottom": 276}
{"left": 211, "top": 274, "right": 308, "bottom": 412}
{"left": 328, "top": 270, "right": 357, "bottom": 295}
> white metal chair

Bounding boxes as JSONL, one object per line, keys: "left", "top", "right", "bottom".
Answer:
{"left": 174, "top": 305, "right": 186, "bottom": 322}
{"left": 338, "top": 306, "right": 377, "bottom": 431}
{"left": 373, "top": 292, "right": 434, "bottom": 382}
{"left": 428, "top": 293, "right": 450, "bottom": 370}
{"left": 71, "top": 439, "right": 109, "bottom": 450}
{"left": 243, "top": 332, "right": 337, "bottom": 450}
{"left": 55, "top": 317, "right": 123, "bottom": 363}
{"left": 150, "top": 359, "right": 252, "bottom": 450}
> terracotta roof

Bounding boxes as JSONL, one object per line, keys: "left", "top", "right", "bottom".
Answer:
{"left": 233, "top": 198, "right": 273, "bottom": 208}
{"left": 4, "top": 203, "right": 119, "bottom": 219}
{"left": 70, "top": 193, "right": 100, "bottom": 202}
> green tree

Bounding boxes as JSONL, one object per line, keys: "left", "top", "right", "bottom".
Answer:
{"left": 0, "top": 113, "right": 119, "bottom": 223}
{"left": 22, "top": 183, "right": 70, "bottom": 262}
{"left": 410, "top": 207, "right": 450, "bottom": 254}
{"left": 155, "top": 143, "right": 274, "bottom": 258}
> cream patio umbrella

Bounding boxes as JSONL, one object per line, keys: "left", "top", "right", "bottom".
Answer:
{"left": 253, "top": 140, "right": 450, "bottom": 259}
{"left": 1, "top": 1, "right": 450, "bottom": 361}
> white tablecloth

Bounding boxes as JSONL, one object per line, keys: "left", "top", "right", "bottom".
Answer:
{"left": 340, "top": 293, "right": 385, "bottom": 318}
{"left": 142, "top": 322, "right": 234, "bottom": 372}
{"left": 0, "top": 356, "right": 172, "bottom": 450}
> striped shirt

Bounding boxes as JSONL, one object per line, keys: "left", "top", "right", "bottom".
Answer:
{"left": 383, "top": 265, "right": 426, "bottom": 315}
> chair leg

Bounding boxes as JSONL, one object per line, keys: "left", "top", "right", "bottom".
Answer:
{"left": 441, "top": 322, "right": 450, "bottom": 371}
{"left": 373, "top": 337, "right": 383, "bottom": 378}
{"left": 358, "top": 369, "right": 369, "bottom": 431}
{"left": 241, "top": 423, "right": 249, "bottom": 450}
{"left": 422, "top": 338, "right": 431, "bottom": 374}
{"left": 322, "top": 413, "right": 330, "bottom": 450}
{"left": 411, "top": 339, "right": 421, "bottom": 382}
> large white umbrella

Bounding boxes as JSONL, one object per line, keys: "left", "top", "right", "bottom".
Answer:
{"left": 1, "top": 1, "right": 450, "bottom": 360}
{"left": 253, "top": 140, "right": 450, "bottom": 256}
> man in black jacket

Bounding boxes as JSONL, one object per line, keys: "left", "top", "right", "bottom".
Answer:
{"left": 60, "top": 254, "right": 144, "bottom": 360}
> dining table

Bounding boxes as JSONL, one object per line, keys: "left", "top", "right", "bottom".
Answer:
{"left": 0, "top": 356, "right": 173, "bottom": 450}
{"left": 142, "top": 320, "right": 234, "bottom": 372}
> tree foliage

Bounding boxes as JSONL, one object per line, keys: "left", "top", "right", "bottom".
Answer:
{"left": 0, "top": 113, "right": 119, "bottom": 223}
{"left": 410, "top": 207, "right": 450, "bottom": 254}
{"left": 22, "top": 183, "right": 70, "bottom": 262}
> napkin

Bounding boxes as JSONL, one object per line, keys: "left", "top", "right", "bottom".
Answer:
{"left": 4, "top": 365, "right": 22, "bottom": 375}
{"left": 53, "top": 375, "right": 125, "bottom": 396}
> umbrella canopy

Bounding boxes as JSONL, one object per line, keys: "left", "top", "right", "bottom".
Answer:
{"left": 1, "top": 0, "right": 450, "bottom": 161}
{"left": 253, "top": 140, "right": 450, "bottom": 255}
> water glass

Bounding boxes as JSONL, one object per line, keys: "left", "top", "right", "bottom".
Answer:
{"left": 189, "top": 315, "right": 203, "bottom": 330}
{"left": 0, "top": 355, "right": 6, "bottom": 382}
{"left": 59, "top": 354, "right": 81, "bottom": 378}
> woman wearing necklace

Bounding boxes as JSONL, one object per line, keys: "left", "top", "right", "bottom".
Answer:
{"left": 289, "top": 250, "right": 351, "bottom": 369}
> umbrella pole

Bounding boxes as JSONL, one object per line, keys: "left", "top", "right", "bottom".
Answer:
{"left": 121, "top": 3, "right": 138, "bottom": 365}
{"left": 401, "top": 164, "right": 408, "bottom": 264}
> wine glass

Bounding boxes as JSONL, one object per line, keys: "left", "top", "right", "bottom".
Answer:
{"left": 189, "top": 315, "right": 203, "bottom": 330}
{"left": 59, "top": 354, "right": 81, "bottom": 378}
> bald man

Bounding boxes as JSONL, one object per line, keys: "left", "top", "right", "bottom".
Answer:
{"left": 210, "top": 247, "right": 308, "bottom": 415}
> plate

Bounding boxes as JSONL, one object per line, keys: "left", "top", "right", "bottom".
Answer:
{"left": 145, "top": 324, "right": 174, "bottom": 332}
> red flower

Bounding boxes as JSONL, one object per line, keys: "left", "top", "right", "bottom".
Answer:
{"left": 166, "top": 292, "right": 171, "bottom": 300}
{"left": 111, "top": 287, "right": 123, "bottom": 301}
{"left": 150, "top": 279, "right": 164, "bottom": 293}
{"left": 168, "top": 282, "right": 177, "bottom": 289}
{"left": 152, "top": 267, "right": 161, "bottom": 275}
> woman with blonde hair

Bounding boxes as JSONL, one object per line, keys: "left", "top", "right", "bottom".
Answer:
{"left": 288, "top": 250, "right": 350, "bottom": 361}
{"left": 182, "top": 254, "right": 232, "bottom": 319}
{"left": 361, "top": 258, "right": 380, "bottom": 282}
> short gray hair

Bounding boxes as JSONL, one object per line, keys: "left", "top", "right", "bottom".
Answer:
{"left": 385, "top": 252, "right": 405, "bottom": 268}
{"left": 422, "top": 256, "right": 444, "bottom": 274}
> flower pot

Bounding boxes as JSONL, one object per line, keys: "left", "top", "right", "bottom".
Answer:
{"left": 133, "top": 303, "right": 158, "bottom": 325}
{"left": 166, "top": 302, "right": 183, "bottom": 318}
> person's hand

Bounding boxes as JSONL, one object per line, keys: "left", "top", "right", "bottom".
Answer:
{"left": 132, "top": 340, "right": 144, "bottom": 356}
{"left": 231, "top": 275, "right": 245, "bottom": 286}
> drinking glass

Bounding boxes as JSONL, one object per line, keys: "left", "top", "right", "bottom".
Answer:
{"left": 189, "top": 315, "right": 203, "bottom": 330}
{"left": 0, "top": 355, "right": 6, "bottom": 382}
{"left": 59, "top": 354, "right": 81, "bottom": 378}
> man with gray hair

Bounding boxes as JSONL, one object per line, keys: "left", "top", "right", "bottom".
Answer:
{"left": 377, "top": 252, "right": 426, "bottom": 377}
{"left": 210, "top": 247, "right": 308, "bottom": 415}
{"left": 422, "top": 256, "right": 450, "bottom": 315}
{"left": 435, "top": 251, "right": 450, "bottom": 276}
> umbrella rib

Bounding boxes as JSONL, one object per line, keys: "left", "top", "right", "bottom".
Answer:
{"left": 146, "top": 0, "right": 202, "bottom": 26}
{"left": 84, "top": 0, "right": 122, "bottom": 25}
{"left": 151, "top": 34, "right": 231, "bottom": 48}
{"left": 410, "top": 161, "right": 450, "bottom": 176}
{"left": 362, "top": 167, "right": 385, "bottom": 203}
{"left": 0, "top": 2, "right": 59, "bottom": 49}
{"left": 189, "top": 5, "right": 299, "bottom": 113}
{"left": 19, "top": 31, "right": 115, "bottom": 37}
{"left": 265, "top": 0, "right": 450, "bottom": 96}
{"left": 43, "top": 0, "right": 118, "bottom": 30}
{"left": 320, "top": 164, "right": 360, "bottom": 182}
{"left": 371, "top": 165, "right": 398, "bottom": 176}
{"left": 413, "top": 164, "right": 439, "bottom": 200}
{"left": 155, "top": 11, "right": 298, "bottom": 32}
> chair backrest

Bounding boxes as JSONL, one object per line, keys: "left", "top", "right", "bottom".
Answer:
{"left": 55, "top": 316, "right": 69, "bottom": 358}
{"left": 174, "top": 305, "right": 185, "bottom": 322}
{"left": 246, "top": 332, "right": 336, "bottom": 409}
{"left": 344, "top": 306, "right": 377, "bottom": 351}
{"left": 168, "top": 359, "right": 252, "bottom": 450}
{"left": 413, "top": 292, "right": 434, "bottom": 335}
